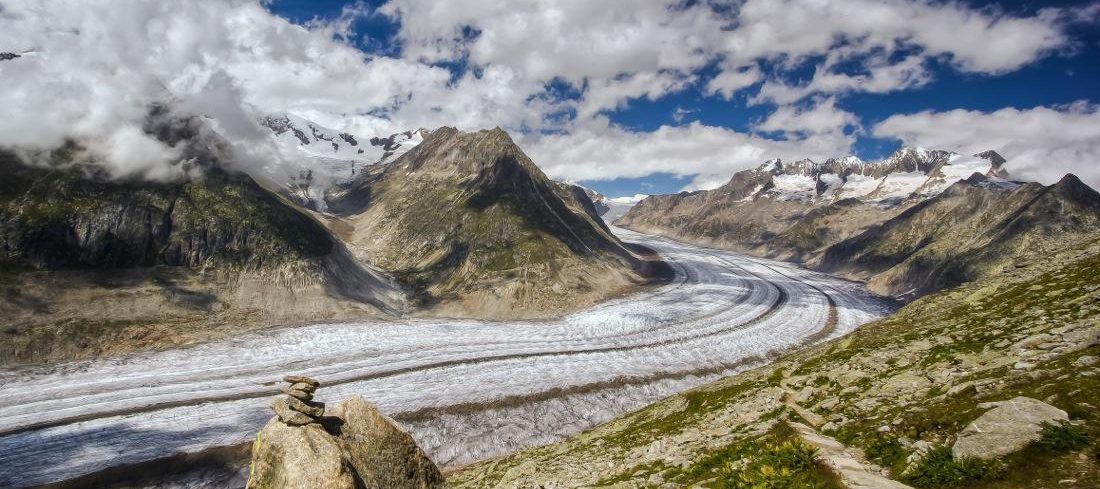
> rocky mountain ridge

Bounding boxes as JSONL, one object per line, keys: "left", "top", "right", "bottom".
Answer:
{"left": 678, "top": 146, "right": 1007, "bottom": 208}
{"left": 262, "top": 113, "right": 426, "bottom": 170}
{"left": 818, "top": 172, "right": 1100, "bottom": 298}
{"left": 0, "top": 141, "right": 405, "bottom": 365}
{"left": 617, "top": 147, "right": 1100, "bottom": 299}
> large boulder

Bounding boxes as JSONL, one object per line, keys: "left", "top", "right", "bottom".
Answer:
{"left": 247, "top": 395, "right": 444, "bottom": 489}
{"left": 247, "top": 421, "right": 356, "bottom": 489}
{"left": 951, "top": 396, "right": 1068, "bottom": 460}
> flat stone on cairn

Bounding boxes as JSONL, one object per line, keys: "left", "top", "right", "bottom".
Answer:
{"left": 283, "top": 375, "right": 320, "bottom": 387}
{"left": 271, "top": 375, "right": 326, "bottom": 426}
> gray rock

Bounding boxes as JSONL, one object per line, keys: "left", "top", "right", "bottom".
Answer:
{"left": 952, "top": 396, "right": 1068, "bottom": 460}
{"left": 286, "top": 397, "right": 325, "bottom": 418}
{"left": 283, "top": 375, "right": 320, "bottom": 387}
{"left": 1073, "top": 356, "right": 1098, "bottom": 368}
{"left": 289, "top": 382, "right": 317, "bottom": 393}
{"left": 249, "top": 395, "right": 443, "bottom": 489}
{"left": 247, "top": 421, "right": 355, "bottom": 489}
{"left": 283, "top": 387, "right": 314, "bottom": 402}
{"left": 272, "top": 397, "right": 318, "bottom": 426}
{"left": 904, "top": 441, "right": 933, "bottom": 474}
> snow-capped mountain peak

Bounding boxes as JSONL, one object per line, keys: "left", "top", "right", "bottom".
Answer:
{"left": 262, "top": 113, "right": 427, "bottom": 169}
{"left": 736, "top": 147, "right": 1011, "bottom": 207}
{"left": 260, "top": 112, "right": 427, "bottom": 210}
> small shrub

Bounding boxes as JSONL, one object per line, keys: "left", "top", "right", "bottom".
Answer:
{"left": 903, "top": 445, "right": 1005, "bottom": 488}
{"left": 768, "top": 368, "right": 786, "bottom": 386}
{"left": 864, "top": 436, "right": 906, "bottom": 469}
{"left": 719, "top": 438, "right": 827, "bottom": 489}
{"left": 1036, "top": 421, "right": 1090, "bottom": 452}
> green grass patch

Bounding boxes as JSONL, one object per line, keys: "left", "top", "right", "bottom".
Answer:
{"left": 1036, "top": 421, "right": 1090, "bottom": 452}
{"left": 661, "top": 422, "right": 843, "bottom": 489}
{"left": 864, "top": 436, "right": 907, "bottom": 471}
{"left": 903, "top": 446, "right": 1006, "bottom": 488}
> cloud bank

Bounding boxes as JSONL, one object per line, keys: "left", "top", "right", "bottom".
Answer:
{"left": 873, "top": 102, "right": 1100, "bottom": 187}
{"left": 0, "top": 0, "right": 1096, "bottom": 191}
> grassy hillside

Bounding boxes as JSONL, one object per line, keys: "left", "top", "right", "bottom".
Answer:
{"left": 450, "top": 234, "right": 1100, "bottom": 488}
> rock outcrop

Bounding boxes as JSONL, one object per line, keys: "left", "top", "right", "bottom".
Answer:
{"left": 248, "top": 375, "right": 444, "bottom": 489}
{"left": 951, "top": 397, "right": 1068, "bottom": 460}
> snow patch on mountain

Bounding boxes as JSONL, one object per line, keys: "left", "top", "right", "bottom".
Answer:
{"left": 737, "top": 147, "right": 1010, "bottom": 207}
{"left": 770, "top": 174, "right": 817, "bottom": 201}
{"left": 609, "top": 194, "right": 651, "bottom": 204}
{"left": 259, "top": 113, "right": 426, "bottom": 210}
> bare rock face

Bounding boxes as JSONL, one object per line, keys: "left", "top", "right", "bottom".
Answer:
{"left": 952, "top": 396, "right": 1068, "bottom": 460}
{"left": 248, "top": 421, "right": 356, "bottom": 489}
{"left": 328, "top": 396, "right": 445, "bottom": 489}
{"left": 247, "top": 376, "right": 443, "bottom": 489}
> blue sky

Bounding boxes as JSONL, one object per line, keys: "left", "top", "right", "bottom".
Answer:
{"left": 6, "top": 1, "right": 1099, "bottom": 195}
{"left": 256, "top": 0, "right": 1100, "bottom": 197}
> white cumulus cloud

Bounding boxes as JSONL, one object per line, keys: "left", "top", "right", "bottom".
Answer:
{"left": 522, "top": 117, "right": 855, "bottom": 192}
{"left": 873, "top": 102, "right": 1100, "bottom": 188}
{"left": 0, "top": 0, "right": 1095, "bottom": 192}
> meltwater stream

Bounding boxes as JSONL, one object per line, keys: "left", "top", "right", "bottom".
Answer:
{"left": 0, "top": 228, "right": 894, "bottom": 488}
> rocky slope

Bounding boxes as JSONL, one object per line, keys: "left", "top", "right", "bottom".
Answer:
{"left": 818, "top": 173, "right": 1100, "bottom": 298}
{"left": 618, "top": 148, "right": 1100, "bottom": 299}
{"left": 325, "top": 126, "right": 662, "bottom": 318}
{"left": 619, "top": 148, "right": 1007, "bottom": 260}
{"left": 0, "top": 137, "right": 404, "bottom": 365}
{"left": 572, "top": 184, "right": 611, "bottom": 216}
{"left": 450, "top": 234, "right": 1100, "bottom": 489}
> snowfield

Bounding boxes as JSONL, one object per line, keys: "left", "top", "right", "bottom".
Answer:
{"left": 0, "top": 228, "right": 894, "bottom": 488}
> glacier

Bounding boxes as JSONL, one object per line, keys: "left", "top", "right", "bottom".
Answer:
{"left": 0, "top": 227, "right": 894, "bottom": 488}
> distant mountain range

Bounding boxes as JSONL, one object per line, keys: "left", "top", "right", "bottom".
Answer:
{"left": 618, "top": 147, "right": 1100, "bottom": 299}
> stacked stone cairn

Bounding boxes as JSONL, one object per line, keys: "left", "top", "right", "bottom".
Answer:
{"left": 271, "top": 375, "right": 325, "bottom": 426}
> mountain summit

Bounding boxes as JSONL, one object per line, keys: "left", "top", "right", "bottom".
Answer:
{"left": 326, "top": 126, "right": 661, "bottom": 318}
